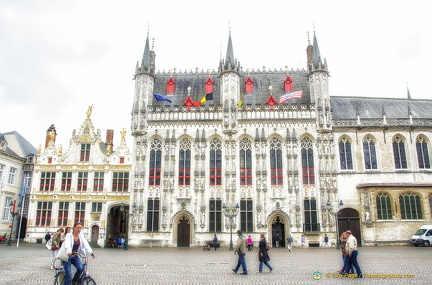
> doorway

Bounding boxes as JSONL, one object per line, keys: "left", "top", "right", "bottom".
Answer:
{"left": 338, "top": 208, "right": 362, "bottom": 246}
{"left": 91, "top": 225, "right": 99, "bottom": 246}
{"left": 271, "top": 216, "right": 286, "bottom": 247}
{"left": 177, "top": 216, "right": 190, "bottom": 247}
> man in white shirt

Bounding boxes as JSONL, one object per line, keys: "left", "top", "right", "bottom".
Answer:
{"left": 344, "top": 230, "right": 362, "bottom": 277}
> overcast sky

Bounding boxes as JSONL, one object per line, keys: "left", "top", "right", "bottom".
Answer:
{"left": 0, "top": 0, "right": 431, "bottom": 150}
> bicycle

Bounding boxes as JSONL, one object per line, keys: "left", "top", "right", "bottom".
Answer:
{"left": 54, "top": 252, "right": 96, "bottom": 285}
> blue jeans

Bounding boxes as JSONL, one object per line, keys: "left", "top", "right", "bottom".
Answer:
{"left": 63, "top": 255, "right": 83, "bottom": 285}
{"left": 259, "top": 261, "right": 273, "bottom": 272}
{"left": 233, "top": 254, "right": 248, "bottom": 274}
{"left": 344, "top": 250, "right": 362, "bottom": 276}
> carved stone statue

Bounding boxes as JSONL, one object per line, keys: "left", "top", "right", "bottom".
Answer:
{"left": 86, "top": 105, "right": 93, "bottom": 119}
{"left": 120, "top": 128, "right": 126, "bottom": 140}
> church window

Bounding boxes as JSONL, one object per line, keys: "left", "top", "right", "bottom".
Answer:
{"left": 209, "top": 200, "right": 222, "bottom": 232}
{"left": 304, "top": 199, "right": 318, "bottom": 232}
{"left": 166, "top": 77, "right": 175, "bottom": 94}
{"left": 270, "top": 137, "right": 283, "bottom": 185}
{"left": 57, "top": 202, "right": 69, "bottom": 227}
{"left": 35, "top": 201, "right": 52, "bottom": 226}
{"left": 77, "top": 172, "right": 88, "bottom": 191}
{"left": 301, "top": 137, "right": 315, "bottom": 185}
{"left": 210, "top": 138, "right": 222, "bottom": 186}
{"left": 240, "top": 200, "right": 253, "bottom": 232}
{"left": 399, "top": 193, "right": 422, "bottom": 220}
{"left": 416, "top": 136, "right": 430, "bottom": 169}
{"left": 284, "top": 76, "right": 293, "bottom": 93}
{"left": 40, "top": 172, "right": 55, "bottom": 191}
{"left": 363, "top": 136, "right": 377, "bottom": 170}
{"left": 245, "top": 77, "right": 253, "bottom": 94}
{"left": 376, "top": 192, "right": 392, "bottom": 220}
{"left": 93, "top": 172, "right": 104, "bottom": 191}
{"left": 239, "top": 138, "right": 252, "bottom": 186}
{"left": 205, "top": 77, "right": 214, "bottom": 94}
{"left": 179, "top": 138, "right": 191, "bottom": 186}
{"left": 74, "top": 202, "right": 86, "bottom": 225}
{"left": 147, "top": 199, "right": 159, "bottom": 232}
{"left": 393, "top": 135, "right": 407, "bottom": 169}
{"left": 149, "top": 139, "right": 162, "bottom": 186}
{"left": 339, "top": 137, "right": 353, "bottom": 170}
{"left": 112, "top": 172, "right": 129, "bottom": 192}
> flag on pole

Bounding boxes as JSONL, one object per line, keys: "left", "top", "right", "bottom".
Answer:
{"left": 237, "top": 94, "right": 244, "bottom": 107}
{"left": 279, "top": 90, "right": 303, "bottom": 104}
{"left": 153, "top": 94, "right": 172, "bottom": 103}
{"left": 194, "top": 92, "right": 213, "bottom": 107}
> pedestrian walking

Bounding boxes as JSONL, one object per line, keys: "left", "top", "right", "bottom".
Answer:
{"left": 301, "top": 235, "right": 306, "bottom": 248}
{"left": 247, "top": 235, "right": 253, "bottom": 251}
{"left": 45, "top": 231, "right": 51, "bottom": 243}
{"left": 50, "top": 228, "right": 64, "bottom": 269}
{"left": 213, "top": 234, "right": 218, "bottom": 251}
{"left": 286, "top": 235, "right": 293, "bottom": 252}
{"left": 344, "top": 230, "right": 362, "bottom": 278}
{"left": 324, "top": 234, "right": 329, "bottom": 248}
{"left": 274, "top": 234, "right": 281, "bottom": 248}
{"left": 257, "top": 233, "right": 273, "bottom": 273}
{"left": 232, "top": 230, "right": 248, "bottom": 275}
{"left": 338, "top": 232, "right": 353, "bottom": 274}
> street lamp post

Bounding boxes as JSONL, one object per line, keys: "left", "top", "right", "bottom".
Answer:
{"left": 7, "top": 200, "right": 18, "bottom": 246}
{"left": 222, "top": 203, "right": 240, "bottom": 251}
{"left": 327, "top": 200, "right": 344, "bottom": 250}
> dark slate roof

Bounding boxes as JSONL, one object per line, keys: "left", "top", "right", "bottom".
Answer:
{"left": 151, "top": 69, "right": 310, "bottom": 107}
{"left": 330, "top": 96, "right": 432, "bottom": 120}
{"left": 3, "top": 131, "right": 38, "bottom": 157}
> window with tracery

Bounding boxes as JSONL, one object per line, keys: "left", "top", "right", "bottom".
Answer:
{"left": 339, "top": 136, "right": 353, "bottom": 170}
{"left": 270, "top": 137, "right": 283, "bottom": 185}
{"left": 363, "top": 136, "right": 377, "bottom": 170}
{"left": 209, "top": 200, "right": 222, "bottom": 232}
{"left": 239, "top": 138, "right": 252, "bottom": 186}
{"left": 399, "top": 193, "right": 422, "bottom": 219}
{"left": 149, "top": 139, "right": 162, "bottom": 186}
{"left": 301, "top": 137, "right": 314, "bottom": 185}
{"left": 179, "top": 138, "right": 191, "bottom": 186}
{"left": 416, "top": 136, "right": 430, "bottom": 169}
{"left": 393, "top": 135, "right": 407, "bottom": 169}
{"left": 376, "top": 192, "right": 392, "bottom": 220}
{"left": 209, "top": 138, "right": 222, "bottom": 186}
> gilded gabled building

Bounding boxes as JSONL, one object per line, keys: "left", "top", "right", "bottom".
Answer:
{"left": 26, "top": 109, "right": 131, "bottom": 247}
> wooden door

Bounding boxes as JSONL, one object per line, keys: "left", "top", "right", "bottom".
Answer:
{"left": 177, "top": 217, "right": 190, "bottom": 247}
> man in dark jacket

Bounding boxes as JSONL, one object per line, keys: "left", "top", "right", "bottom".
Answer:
{"left": 45, "top": 232, "right": 51, "bottom": 242}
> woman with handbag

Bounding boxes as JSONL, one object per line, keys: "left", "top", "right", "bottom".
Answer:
{"left": 50, "top": 228, "right": 64, "bottom": 269}
{"left": 257, "top": 233, "right": 273, "bottom": 273}
{"left": 62, "top": 222, "right": 95, "bottom": 285}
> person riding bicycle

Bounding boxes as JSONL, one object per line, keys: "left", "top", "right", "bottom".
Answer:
{"left": 63, "top": 222, "right": 95, "bottom": 285}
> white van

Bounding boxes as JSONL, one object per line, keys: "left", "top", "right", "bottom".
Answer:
{"left": 410, "top": 225, "right": 432, "bottom": 246}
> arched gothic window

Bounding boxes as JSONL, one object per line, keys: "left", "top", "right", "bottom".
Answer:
{"left": 270, "top": 137, "right": 283, "bottom": 185}
{"left": 363, "top": 136, "right": 377, "bottom": 170}
{"left": 399, "top": 193, "right": 422, "bottom": 220}
{"left": 284, "top": 76, "right": 293, "bottom": 93}
{"left": 149, "top": 139, "right": 162, "bottom": 186}
{"left": 376, "top": 192, "right": 392, "bottom": 220}
{"left": 209, "top": 138, "right": 222, "bottom": 186}
{"left": 239, "top": 137, "right": 252, "bottom": 186}
{"left": 301, "top": 137, "right": 314, "bottom": 185}
{"left": 393, "top": 135, "right": 407, "bottom": 169}
{"left": 416, "top": 135, "right": 431, "bottom": 169}
{"left": 166, "top": 77, "right": 175, "bottom": 94}
{"left": 179, "top": 138, "right": 191, "bottom": 186}
{"left": 205, "top": 77, "right": 214, "bottom": 94}
{"left": 339, "top": 136, "right": 353, "bottom": 170}
{"left": 245, "top": 77, "right": 253, "bottom": 94}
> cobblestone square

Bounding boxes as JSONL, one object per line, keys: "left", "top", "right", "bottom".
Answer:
{"left": 0, "top": 243, "right": 430, "bottom": 284}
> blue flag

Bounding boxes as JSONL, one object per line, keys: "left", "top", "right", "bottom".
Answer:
{"left": 153, "top": 94, "right": 172, "bottom": 103}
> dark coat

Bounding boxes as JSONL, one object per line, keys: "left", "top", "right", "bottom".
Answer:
{"left": 258, "top": 239, "right": 270, "bottom": 262}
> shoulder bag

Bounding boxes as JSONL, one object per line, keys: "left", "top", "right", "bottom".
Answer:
{"left": 56, "top": 242, "right": 69, "bottom": 261}
{"left": 45, "top": 239, "right": 52, "bottom": 250}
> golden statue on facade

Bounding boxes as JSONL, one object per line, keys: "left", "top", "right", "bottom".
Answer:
{"left": 86, "top": 105, "right": 93, "bottom": 119}
{"left": 120, "top": 128, "right": 126, "bottom": 141}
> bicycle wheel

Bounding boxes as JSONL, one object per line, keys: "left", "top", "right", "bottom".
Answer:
{"left": 54, "top": 271, "right": 65, "bottom": 285}
{"left": 82, "top": 276, "right": 97, "bottom": 285}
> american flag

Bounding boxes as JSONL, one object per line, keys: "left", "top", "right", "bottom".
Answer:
{"left": 279, "top": 90, "right": 303, "bottom": 104}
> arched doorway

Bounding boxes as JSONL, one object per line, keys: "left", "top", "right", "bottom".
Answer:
{"left": 106, "top": 204, "right": 129, "bottom": 247}
{"left": 338, "top": 208, "right": 362, "bottom": 246}
{"left": 91, "top": 225, "right": 99, "bottom": 246}
{"left": 177, "top": 216, "right": 190, "bottom": 247}
{"left": 271, "top": 216, "right": 286, "bottom": 248}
